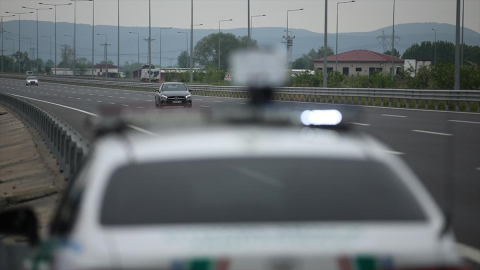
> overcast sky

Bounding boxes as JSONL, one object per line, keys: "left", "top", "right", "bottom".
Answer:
{"left": 1, "top": 0, "right": 479, "bottom": 34}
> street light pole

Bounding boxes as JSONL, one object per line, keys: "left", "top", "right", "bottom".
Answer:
{"left": 250, "top": 15, "right": 266, "bottom": 39}
{"left": 432, "top": 29, "right": 437, "bottom": 65}
{"left": 218, "top": 19, "right": 232, "bottom": 69}
{"left": 22, "top": 6, "right": 52, "bottom": 74}
{"left": 178, "top": 32, "right": 188, "bottom": 55}
{"left": 461, "top": 0, "right": 464, "bottom": 66}
{"left": 64, "top": 35, "right": 74, "bottom": 72}
{"left": 190, "top": 0, "right": 194, "bottom": 84}
{"left": 5, "top": 11, "right": 34, "bottom": 73}
{"left": 1, "top": 15, "right": 16, "bottom": 74}
{"left": 454, "top": 0, "right": 460, "bottom": 90}
{"left": 39, "top": 3, "right": 72, "bottom": 76}
{"left": 247, "top": 0, "right": 250, "bottom": 46}
{"left": 323, "top": 0, "right": 328, "bottom": 87}
{"left": 335, "top": 1, "right": 355, "bottom": 72}
{"left": 159, "top": 27, "right": 172, "bottom": 71}
{"left": 129, "top": 32, "right": 140, "bottom": 65}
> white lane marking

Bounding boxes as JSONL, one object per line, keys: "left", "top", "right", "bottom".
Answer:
{"left": 383, "top": 150, "right": 405, "bottom": 155}
{"left": 3, "top": 93, "right": 156, "bottom": 136}
{"left": 137, "top": 107, "right": 145, "bottom": 109}
{"left": 108, "top": 102, "right": 115, "bottom": 105}
{"left": 200, "top": 105, "right": 211, "bottom": 108}
{"left": 350, "top": 122, "right": 370, "bottom": 126}
{"left": 195, "top": 99, "right": 203, "bottom": 101}
{"left": 146, "top": 100, "right": 153, "bottom": 102}
{"left": 108, "top": 96, "right": 113, "bottom": 98}
{"left": 68, "top": 97, "right": 73, "bottom": 99}
{"left": 72, "top": 92, "right": 76, "bottom": 93}
{"left": 448, "top": 120, "right": 480, "bottom": 125}
{"left": 121, "top": 104, "right": 129, "bottom": 107}
{"left": 213, "top": 100, "right": 223, "bottom": 103}
{"left": 133, "top": 98, "right": 138, "bottom": 100}
{"left": 89, "top": 94, "right": 94, "bottom": 96}
{"left": 119, "top": 97, "right": 125, "bottom": 99}
{"left": 382, "top": 114, "right": 407, "bottom": 118}
{"left": 456, "top": 243, "right": 480, "bottom": 264}
{"left": 97, "top": 101, "right": 102, "bottom": 103}
{"left": 99, "top": 95, "right": 104, "bottom": 97}
{"left": 237, "top": 102, "right": 247, "bottom": 105}
{"left": 87, "top": 99, "right": 92, "bottom": 101}
{"left": 76, "top": 98, "right": 81, "bottom": 100}
{"left": 476, "top": 167, "right": 480, "bottom": 171}
{"left": 412, "top": 130, "right": 453, "bottom": 136}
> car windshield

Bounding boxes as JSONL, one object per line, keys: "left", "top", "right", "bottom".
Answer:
{"left": 162, "top": 84, "right": 187, "bottom": 91}
{"left": 101, "top": 158, "right": 426, "bottom": 226}
{"left": 27, "top": 77, "right": 37, "bottom": 80}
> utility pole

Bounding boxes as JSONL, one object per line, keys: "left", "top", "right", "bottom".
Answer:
{"left": 42, "top": 36, "right": 52, "bottom": 63}
{"left": 284, "top": 9, "right": 303, "bottom": 73}
{"left": 129, "top": 32, "right": 140, "bottom": 65}
{"left": 60, "top": 44, "right": 69, "bottom": 75}
{"left": 118, "top": 0, "right": 120, "bottom": 78}
{"left": 454, "top": 0, "right": 461, "bottom": 90}
{"left": 391, "top": 0, "right": 396, "bottom": 80}
{"left": 98, "top": 33, "right": 109, "bottom": 78}
{"left": 148, "top": 0, "right": 152, "bottom": 82}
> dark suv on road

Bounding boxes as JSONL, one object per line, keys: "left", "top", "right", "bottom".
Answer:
{"left": 155, "top": 82, "right": 192, "bottom": 108}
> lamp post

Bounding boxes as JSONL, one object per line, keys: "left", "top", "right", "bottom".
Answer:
{"left": 432, "top": 29, "right": 437, "bottom": 65}
{"left": 5, "top": 11, "right": 34, "bottom": 73}
{"left": 42, "top": 36, "right": 52, "bottom": 63}
{"left": 391, "top": 0, "right": 396, "bottom": 80}
{"left": 129, "top": 32, "right": 140, "bottom": 65}
{"left": 159, "top": 27, "right": 172, "bottom": 71}
{"left": 461, "top": 0, "right": 464, "bottom": 66}
{"left": 218, "top": 19, "right": 232, "bottom": 69}
{"left": 178, "top": 32, "right": 188, "bottom": 55}
{"left": 250, "top": 15, "right": 265, "bottom": 38}
{"left": 190, "top": 0, "right": 193, "bottom": 84}
{"left": 335, "top": 0, "right": 355, "bottom": 72}
{"left": 39, "top": 2, "right": 73, "bottom": 76}
{"left": 323, "top": 0, "right": 328, "bottom": 87}
{"left": 247, "top": 0, "right": 250, "bottom": 46}
{"left": 5, "top": 38, "right": 15, "bottom": 73}
{"left": 1, "top": 15, "right": 16, "bottom": 74}
{"left": 69, "top": 0, "right": 93, "bottom": 76}
{"left": 22, "top": 6, "right": 52, "bottom": 73}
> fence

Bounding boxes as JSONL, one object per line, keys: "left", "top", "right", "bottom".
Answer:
{"left": 0, "top": 92, "right": 90, "bottom": 181}
{"left": 2, "top": 74, "right": 480, "bottom": 112}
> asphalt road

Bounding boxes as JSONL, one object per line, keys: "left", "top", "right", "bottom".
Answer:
{"left": 1, "top": 78, "right": 479, "bottom": 258}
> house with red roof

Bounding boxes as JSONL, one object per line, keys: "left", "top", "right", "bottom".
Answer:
{"left": 313, "top": 49, "right": 405, "bottom": 76}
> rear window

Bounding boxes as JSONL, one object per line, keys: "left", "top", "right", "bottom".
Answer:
{"left": 162, "top": 84, "right": 187, "bottom": 91}
{"left": 100, "top": 158, "right": 426, "bottom": 226}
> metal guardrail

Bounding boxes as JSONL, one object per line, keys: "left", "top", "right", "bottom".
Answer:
{"left": 2, "top": 74, "right": 480, "bottom": 112}
{"left": 0, "top": 92, "right": 90, "bottom": 181}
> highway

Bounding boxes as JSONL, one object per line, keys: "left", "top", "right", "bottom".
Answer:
{"left": 1, "top": 77, "right": 479, "bottom": 260}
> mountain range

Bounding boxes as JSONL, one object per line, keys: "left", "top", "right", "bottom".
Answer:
{"left": 1, "top": 20, "right": 479, "bottom": 67}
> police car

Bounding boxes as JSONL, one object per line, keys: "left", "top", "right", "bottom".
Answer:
{"left": 0, "top": 105, "right": 466, "bottom": 270}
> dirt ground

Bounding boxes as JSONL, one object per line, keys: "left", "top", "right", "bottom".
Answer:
{"left": 0, "top": 104, "right": 65, "bottom": 242}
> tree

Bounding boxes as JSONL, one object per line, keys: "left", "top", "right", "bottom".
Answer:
{"left": 384, "top": 48, "right": 400, "bottom": 58}
{"left": 177, "top": 51, "right": 189, "bottom": 68}
{"left": 12, "top": 51, "right": 30, "bottom": 73}
{"left": 99, "top": 60, "right": 114, "bottom": 65}
{"left": 45, "top": 59, "right": 54, "bottom": 74}
{"left": 292, "top": 46, "right": 334, "bottom": 70}
{"left": 59, "top": 46, "right": 74, "bottom": 69}
{"left": 0, "top": 56, "right": 15, "bottom": 73}
{"left": 193, "top": 33, "right": 258, "bottom": 70}
{"left": 317, "top": 46, "right": 334, "bottom": 58}
{"left": 76, "top": 57, "right": 92, "bottom": 75}
{"left": 292, "top": 57, "right": 309, "bottom": 69}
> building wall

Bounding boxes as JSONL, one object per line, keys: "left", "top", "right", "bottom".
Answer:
{"left": 313, "top": 61, "right": 403, "bottom": 75}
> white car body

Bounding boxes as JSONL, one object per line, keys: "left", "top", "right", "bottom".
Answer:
{"left": 50, "top": 126, "right": 462, "bottom": 270}
{"left": 26, "top": 77, "right": 39, "bottom": 85}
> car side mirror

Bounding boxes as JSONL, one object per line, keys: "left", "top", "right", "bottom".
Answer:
{"left": 0, "top": 207, "right": 39, "bottom": 246}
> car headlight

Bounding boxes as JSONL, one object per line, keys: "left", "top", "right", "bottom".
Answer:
{"left": 186, "top": 94, "right": 192, "bottom": 99}
{"left": 161, "top": 95, "right": 168, "bottom": 99}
